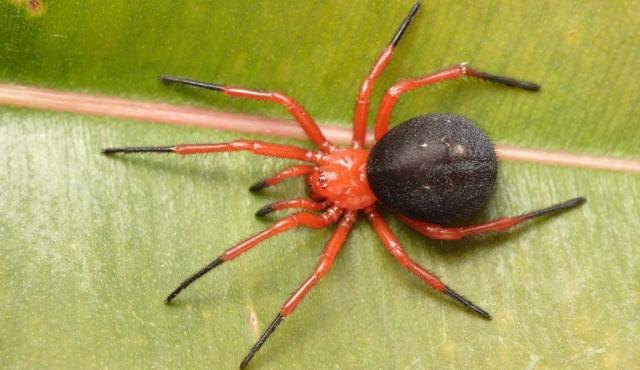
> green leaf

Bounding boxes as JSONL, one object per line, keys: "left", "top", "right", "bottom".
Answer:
{"left": 1, "top": 1, "right": 638, "bottom": 369}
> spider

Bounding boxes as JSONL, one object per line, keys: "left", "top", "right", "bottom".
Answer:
{"left": 103, "top": 2, "right": 585, "bottom": 368}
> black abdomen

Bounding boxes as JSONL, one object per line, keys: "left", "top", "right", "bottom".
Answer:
{"left": 367, "top": 113, "right": 497, "bottom": 226}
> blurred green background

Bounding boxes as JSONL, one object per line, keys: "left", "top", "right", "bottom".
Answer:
{"left": 1, "top": 1, "right": 638, "bottom": 369}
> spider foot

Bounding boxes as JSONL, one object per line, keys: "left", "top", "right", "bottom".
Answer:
{"left": 249, "top": 180, "right": 268, "bottom": 193}
{"left": 255, "top": 204, "right": 275, "bottom": 217}
{"left": 239, "top": 313, "right": 285, "bottom": 369}
{"left": 465, "top": 67, "right": 541, "bottom": 91}
{"left": 255, "top": 199, "right": 331, "bottom": 217}
{"left": 443, "top": 286, "right": 491, "bottom": 320}
{"left": 521, "top": 196, "right": 586, "bottom": 220}
{"left": 164, "top": 257, "right": 225, "bottom": 304}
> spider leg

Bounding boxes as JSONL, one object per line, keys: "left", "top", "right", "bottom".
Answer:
{"left": 102, "top": 140, "right": 325, "bottom": 163}
{"left": 352, "top": 1, "right": 421, "bottom": 148}
{"left": 160, "top": 76, "right": 335, "bottom": 153}
{"left": 398, "top": 197, "right": 586, "bottom": 240}
{"left": 373, "top": 63, "right": 540, "bottom": 140}
{"left": 239, "top": 210, "right": 357, "bottom": 369}
{"left": 165, "top": 206, "right": 343, "bottom": 303}
{"left": 255, "top": 198, "right": 331, "bottom": 217}
{"left": 249, "top": 165, "right": 315, "bottom": 192}
{"left": 364, "top": 207, "right": 490, "bottom": 319}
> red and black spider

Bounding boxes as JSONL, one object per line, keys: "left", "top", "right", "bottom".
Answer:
{"left": 103, "top": 2, "right": 585, "bottom": 368}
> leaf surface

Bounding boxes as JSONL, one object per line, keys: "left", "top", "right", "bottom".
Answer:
{"left": 1, "top": 1, "right": 639, "bottom": 369}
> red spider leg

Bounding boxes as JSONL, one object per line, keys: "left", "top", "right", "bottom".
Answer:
{"left": 352, "top": 1, "right": 421, "bottom": 148}
{"left": 255, "top": 198, "right": 331, "bottom": 217}
{"left": 240, "top": 210, "right": 357, "bottom": 369}
{"left": 249, "top": 165, "right": 315, "bottom": 192}
{"left": 164, "top": 206, "right": 343, "bottom": 303}
{"left": 364, "top": 207, "right": 490, "bottom": 319}
{"left": 102, "top": 140, "right": 325, "bottom": 163}
{"left": 373, "top": 64, "right": 541, "bottom": 140}
{"left": 160, "top": 76, "right": 335, "bottom": 153}
{"left": 398, "top": 197, "right": 586, "bottom": 240}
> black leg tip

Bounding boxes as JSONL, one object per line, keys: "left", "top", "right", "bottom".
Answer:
{"left": 164, "top": 285, "right": 185, "bottom": 305}
{"left": 255, "top": 204, "right": 274, "bottom": 217}
{"left": 101, "top": 146, "right": 174, "bottom": 154}
{"left": 443, "top": 286, "right": 492, "bottom": 320}
{"left": 523, "top": 196, "right": 587, "bottom": 220}
{"left": 164, "top": 291, "right": 179, "bottom": 304}
{"left": 102, "top": 148, "right": 118, "bottom": 155}
{"left": 466, "top": 69, "right": 541, "bottom": 92}
{"left": 249, "top": 181, "right": 268, "bottom": 193}
{"left": 527, "top": 83, "right": 541, "bottom": 91}
{"left": 159, "top": 75, "right": 224, "bottom": 91}
{"left": 159, "top": 75, "right": 188, "bottom": 85}
{"left": 239, "top": 314, "right": 285, "bottom": 369}
{"left": 480, "top": 311, "right": 492, "bottom": 320}
{"left": 568, "top": 196, "right": 587, "bottom": 207}
{"left": 163, "top": 257, "right": 225, "bottom": 305}
{"left": 390, "top": 1, "right": 422, "bottom": 47}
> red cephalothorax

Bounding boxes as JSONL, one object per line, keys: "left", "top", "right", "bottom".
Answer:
{"left": 103, "top": 2, "right": 585, "bottom": 368}
{"left": 309, "top": 149, "right": 376, "bottom": 210}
